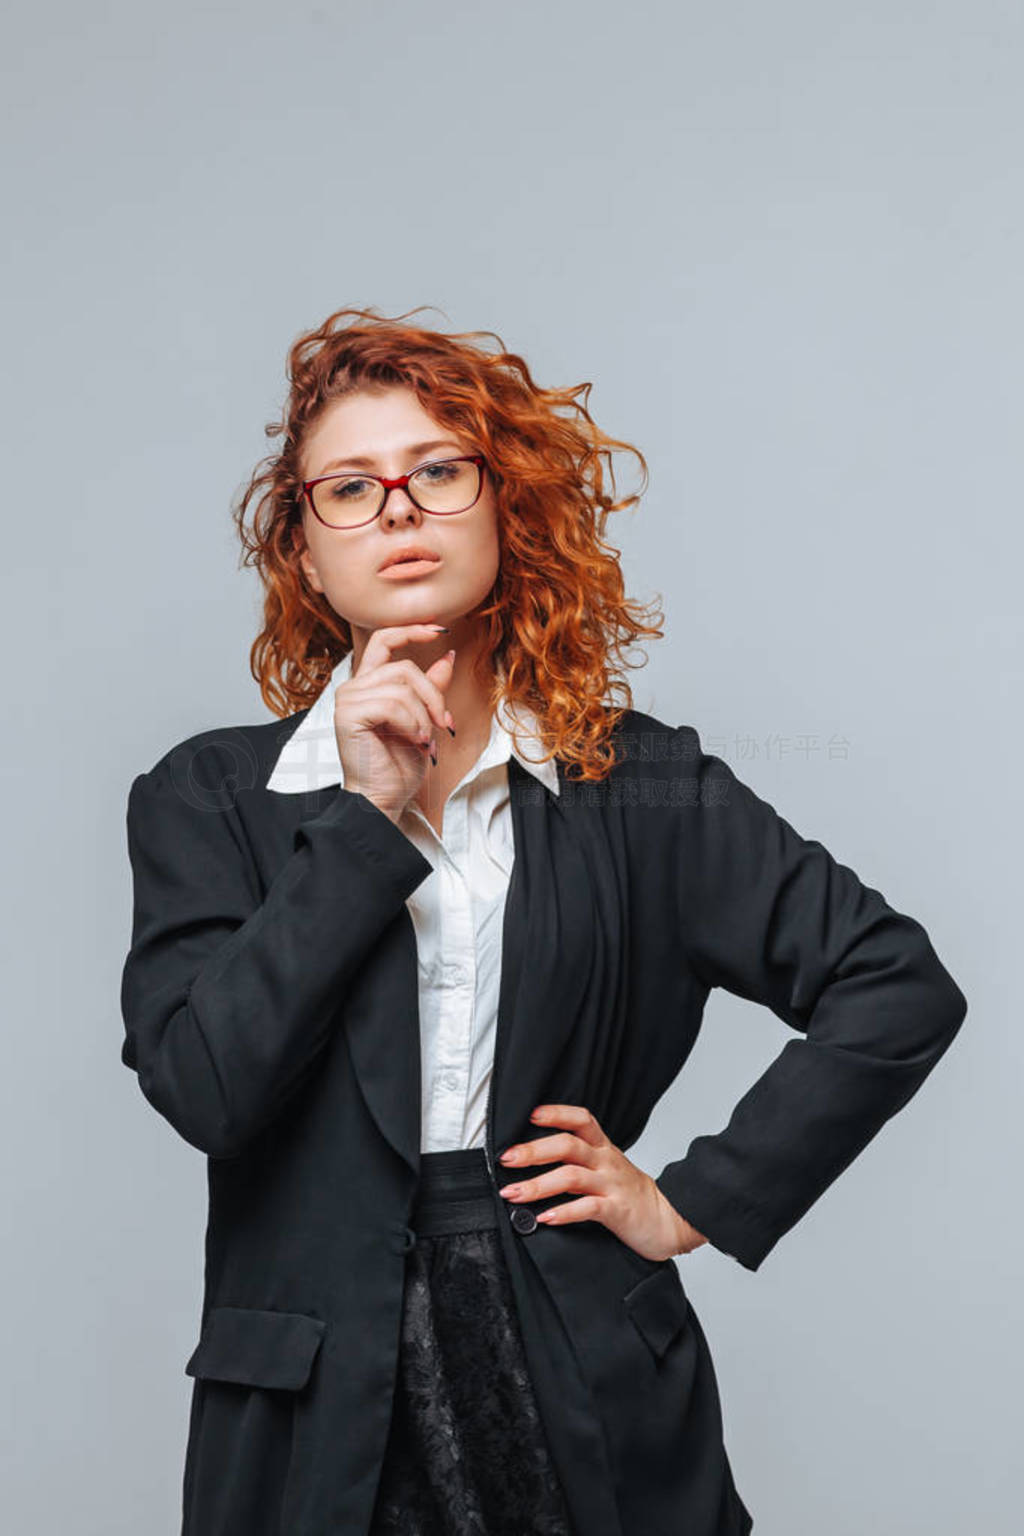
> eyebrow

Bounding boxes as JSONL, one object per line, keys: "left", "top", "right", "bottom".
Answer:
{"left": 317, "top": 438, "right": 464, "bottom": 474}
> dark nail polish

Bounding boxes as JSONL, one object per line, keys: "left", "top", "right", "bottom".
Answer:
{"left": 429, "top": 751, "right": 438, "bottom": 766}
{"left": 446, "top": 726, "right": 456, "bottom": 737}
{"left": 431, "top": 625, "right": 451, "bottom": 632}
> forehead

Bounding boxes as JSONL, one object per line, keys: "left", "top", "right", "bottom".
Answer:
{"left": 302, "top": 386, "right": 462, "bottom": 475}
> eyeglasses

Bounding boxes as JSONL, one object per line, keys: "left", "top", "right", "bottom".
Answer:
{"left": 300, "top": 454, "right": 487, "bottom": 530}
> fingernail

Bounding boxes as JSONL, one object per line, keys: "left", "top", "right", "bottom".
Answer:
{"left": 446, "top": 649, "right": 456, "bottom": 662}
{"left": 430, "top": 624, "right": 450, "bottom": 632}
{"left": 445, "top": 711, "right": 456, "bottom": 737}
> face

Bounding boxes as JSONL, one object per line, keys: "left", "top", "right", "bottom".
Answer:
{"left": 294, "top": 385, "right": 500, "bottom": 646}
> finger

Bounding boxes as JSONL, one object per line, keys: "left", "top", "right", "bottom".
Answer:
{"left": 533, "top": 1194, "right": 606, "bottom": 1226}
{"left": 529, "top": 1104, "right": 607, "bottom": 1147}
{"left": 500, "top": 1131, "right": 594, "bottom": 1169}
{"left": 499, "top": 1162, "right": 603, "bottom": 1204}
{"left": 355, "top": 624, "right": 452, "bottom": 678}
{"left": 344, "top": 683, "right": 435, "bottom": 748}
{"left": 346, "top": 697, "right": 435, "bottom": 756}
{"left": 373, "top": 658, "right": 455, "bottom": 737}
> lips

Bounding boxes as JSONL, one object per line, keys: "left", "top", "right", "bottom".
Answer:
{"left": 379, "top": 548, "right": 441, "bottom": 571}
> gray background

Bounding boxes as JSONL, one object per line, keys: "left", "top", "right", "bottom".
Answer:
{"left": 2, "top": 2, "right": 1018, "bottom": 1532}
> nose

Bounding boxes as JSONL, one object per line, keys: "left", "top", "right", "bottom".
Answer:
{"left": 381, "top": 486, "right": 423, "bottom": 527}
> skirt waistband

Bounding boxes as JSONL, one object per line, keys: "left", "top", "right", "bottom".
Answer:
{"left": 411, "top": 1147, "right": 498, "bottom": 1237}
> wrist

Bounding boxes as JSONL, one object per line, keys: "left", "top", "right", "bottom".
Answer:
{"left": 672, "top": 1210, "right": 709, "bottom": 1257}
{"left": 360, "top": 792, "right": 403, "bottom": 824}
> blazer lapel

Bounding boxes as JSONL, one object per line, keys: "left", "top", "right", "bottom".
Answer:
{"left": 491, "top": 756, "right": 604, "bottom": 1160}
{"left": 341, "top": 899, "right": 424, "bottom": 1175}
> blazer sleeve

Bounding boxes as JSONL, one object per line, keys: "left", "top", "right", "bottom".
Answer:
{"left": 119, "top": 740, "right": 433, "bottom": 1159}
{"left": 654, "top": 724, "right": 968, "bottom": 1273}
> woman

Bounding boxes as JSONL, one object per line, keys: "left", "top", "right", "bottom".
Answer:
{"left": 120, "top": 306, "right": 968, "bottom": 1536}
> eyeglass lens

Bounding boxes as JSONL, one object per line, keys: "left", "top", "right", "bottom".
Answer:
{"left": 311, "top": 459, "right": 481, "bottom": 528}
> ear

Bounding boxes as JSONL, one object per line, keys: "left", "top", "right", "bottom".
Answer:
{"left": 292, "top": 521, "right": 325, "bottom": 595}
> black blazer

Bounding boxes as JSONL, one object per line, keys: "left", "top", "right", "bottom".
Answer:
{"left": 119, "top": 705, "right": 967, "bottom": 1536}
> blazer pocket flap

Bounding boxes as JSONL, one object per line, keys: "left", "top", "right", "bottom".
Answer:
{"left": 185, "top": 1306, "right": 326, "bottom": 1391}
{"left": 622, "top": 1263, "right": 690, "bottom": 1361}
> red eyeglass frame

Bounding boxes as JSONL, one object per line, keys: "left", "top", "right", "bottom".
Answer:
{"left": 300, "top": 454, "right": 488, "bottom": 529}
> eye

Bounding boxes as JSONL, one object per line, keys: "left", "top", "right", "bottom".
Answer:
{"left": 414, "top": 460, "right": 458, "bottom": 484}
{"left": 328, "top": 476, "right": 371, "bottom": 499}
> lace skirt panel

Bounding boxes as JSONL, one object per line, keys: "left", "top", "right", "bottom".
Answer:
{"left": 368, "top": 1147, "right": 576, "bottom": 1536}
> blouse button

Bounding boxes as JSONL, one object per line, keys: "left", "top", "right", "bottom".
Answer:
{"left": 510, "top": 1205, "right": 538, "bottom": 1236}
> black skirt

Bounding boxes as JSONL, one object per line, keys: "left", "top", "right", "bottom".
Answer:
{"left": 368, "top": 1147, "right": 576, "bottom": 1536}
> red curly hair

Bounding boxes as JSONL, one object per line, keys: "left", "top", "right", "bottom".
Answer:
{"left": 232, "top": 305, "right": 664, "bottom": 783}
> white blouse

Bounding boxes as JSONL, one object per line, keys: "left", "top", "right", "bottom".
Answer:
{"left": 266, "top": 650, "right": 560, "bottom": 1152}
